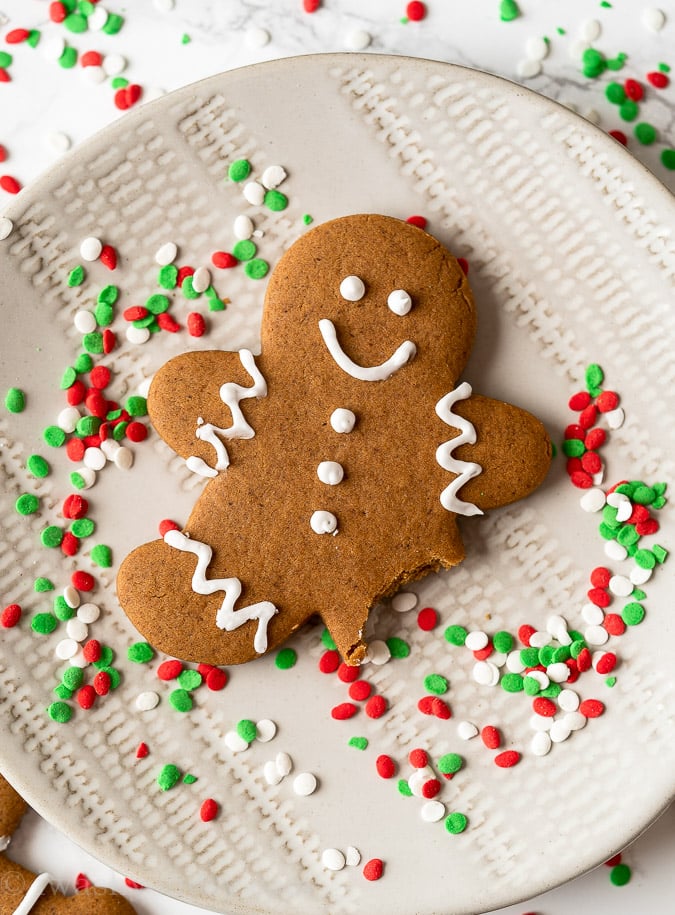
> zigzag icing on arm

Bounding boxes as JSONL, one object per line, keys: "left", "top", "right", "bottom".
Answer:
{"left": 186, "top": 349, "right": 267, "bottom": 477}
{"left": 435, "top": 382, "right": 484, "bottom": 517}
{"left": 164, "top": 529, "right": 278, "bottom": 654}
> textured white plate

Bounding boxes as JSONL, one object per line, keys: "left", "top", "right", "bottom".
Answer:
{"left": 0, "top": 55, "right": 674, "bottom": 915}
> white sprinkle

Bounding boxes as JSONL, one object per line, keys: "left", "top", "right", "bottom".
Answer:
{"left": 605, "top": 539, "right": 628, "bottom": 561}
{"left": 464, "top": 630, "right": 488, "bottom": 651}
{"left": 0, "top": 216, "right": 13, "bottom": 240}
{"left": 100, "top": 438, "right": 120, "bottom": 459}
{"left": 593, "top": 469, "right": 605, "bottom": 486}
{"left": 584, "top": 624, "right": 609, "bottom": 646}
{"left": 77, "top": 602, "right": 100, "bottom": 623}
{"left": 391, "top": 591, "right": 417, "bottom": 613}
{"left": 246, "top": 26, "right": 271, "bottom": 48}
{"left": 275, "top": 751, "right": 293, "bottom": 777}
{"left": 153, "top": 0, "right": 175, "bottom": 11}
{"left": 491, "top": 651, "right": 508, "bottom": 668}
{"left": 457, "top": 720, "right": 479, "bottom": 740}
{"left": 256, "top": 719, "right": 277, "bottom": 742}
{"left": 549, "top": 719, "right": 572, "bottom": 743}
{"left": 569, "top": 39, "right": 590, "bottom": 61}
{"left": 605, "top": 407, "right": 625, "bottom": 429}
{"left": 339, "top": 275, "right": 365, "bottom": 302}
{"left": 263, "top": 760, "right": 283, "bottom": 785}
{"left": 505, "top": 651, "right": 526, "bottom": 673}
{"left": 609, "top": 574, "right": 633, "bottom": 597}
{"left": 531, "top": 730, "right": 552, "bottom": 756}
{"left": 321, "top": 848, "right": 346, "bottom": 871}
{"left": 563, "top": 711, "right": 587, "bottom": 731}
{"left": 546, "top": 662, "right": 570, "bottom": 683}
{"left": 261, "top": 165, "right": 287, "bottom": 190}
{"left": 233, "top": 214, "right": 254, "bottom": 240}
{"left": 580, "top": 487, "right": 606, "bottom": 512}
{"left": 57, "top": 406, "right": 81, "bottom": 433}
{"left": 63, "top": 585, "right": 80, "bottom": 609}
{"left": 114, "top": 447, "right": 134, "bottom": 471}
{"left": 46, "top": 131, "right": 72, "bottom": 153}
{"left": 73, "top": 467, "right": 96, "bottom": 490}
{"left": 529, "top": 713, "right": 553, "bottom": 732}
{"left": 527, "top": 670, "right": 550, "bottom": 690}
{"left": 345, "top": 846, "right": 361, "bottom": 866}
{"left": 155, "top": 241, "right": 178, "bottom": 265}
{"left": 580, "top": 19, "right": 602, "bottom": 42}
{"left": 528, "top": 630, "right": 550, "bottom": 649}
{"left": 242, "top": 181, "right": 265, "bottom": 206}
{"left": 143, "top": 86, "right": 166, "bottom": 103}
{"left": 516, "top": 58, "right": 542, "bottom": 79}
{"left": 83, "top": 447, "right": 106, "bottom": 471}
{"left": 65, "top": 618, "right": 88, "bottom": 642}
{"left": 558, "top": 688, "right": 580, "bottom": 712}
{"left": 641, "top": 8, "right": 666, "bottom": 32}
{"left": 137, "top": 376, "right": 153, "bottom": 399}
{"left": 192, "top": 265, "right": 211, "bottom": 293}
{"left": 546, "top": 614, "right": 569, "bottom": 641}
{"left": 102, "top": 53, "right": 127, "bottom": 77}
{"left": 55, "top": 638, "right": 79, "bottom": 660}
{"left": 582, "top": 602, "right": 605, "bottom": 625}
{"left": 293, "top": 772, "right": 317, "bottom": 796}
{"left": 224, "top": 730, "right": 249, "bottom": 753}
{"left": 88, "top": 6, "right": 110, "bottom": 31}
{"left": 421, "top": 800, "right": 446, "bottom": 823}
{"left": 364, "top": 639, "right": 391, "bottom": 665}
{"left": 525, "top": 36, "right": 549, "bottom": 61}
{"left": 127, "top": 325, "right": 151, "bottom": 345}
{"left": 408, "top": 768, "right": 434, "bottom": 798}
{"left": 83, "top": 65, "right": 106, "bottom": 85}
{"left": 345, "top": 29, "right": 371, "bottom": 51}
{"left": 41, "top": 35, "right": 66, "bottom": 61}
{"left": 310, "top": 510, "right": 338, "bottom": 535}
{"left": 74, "top": 310, "right": 97, "bottom": 334}
{"left": 136, "top": 691, "right": 160, "bottom": 711}
{"left": 472, "top": 660, "right": 500, "bottom": 687}
{"left": 608, "top": 491, "right": 632, "bottom": 521}
{"left": 630, "top": 565, "right": 652, "bottom": 585}
{"left": 68, "top": 648, "right": 87, "bottom": 668}
{"left": 80, "top": 236, "right": 103, "bottom": 262}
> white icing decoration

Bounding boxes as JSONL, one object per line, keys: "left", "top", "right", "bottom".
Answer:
{"left": 435, "top": 382, "right": 484, "bottom": 516}
{"left": 387, "top": 289, "right": 412, "bottom": 315}
{"left": 317, "top": 461, "right": 344, "bottom": 485}
{"left": 164, "top": 529, "right": 278, "bottom": 653}
{"left": 13, "top": 873, "right": 53, "bottom": 915}
{"left": 310, "top": 511, "right": 338, "bottom": 535}
{"left": 186, "top": 349, "right": 266, "bottom": 476}
{"left": 0, "top": 835, "right": 9, "bottom": 852}
{"left": 330, "top": 408, "right": 356, "bottom": 433}
{"left": 339, "top": 275, "right": 365, "bottom": 301}
{"left": 319, "top": 319, "right": 415, "bottom": 382}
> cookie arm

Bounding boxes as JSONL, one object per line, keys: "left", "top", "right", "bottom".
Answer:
{"left": 450, "top": 394, "right": 552, "bottom": 511}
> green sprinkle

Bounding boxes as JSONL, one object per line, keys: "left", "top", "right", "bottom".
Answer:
{"left": 182, "top": 773, "right": 197, "bottom": 784}
{"left": 437, "top": 753, "right": 463, "bottom": 775}
{"left": 617, "top": 525, "right": 639, "bottom": 547}
{"left": 605, "top": 82, "right": 626, "bottom": 104}
{"left": 228, "top": 159, "right": 252, "bottom": 182}
{"left": 43, "top": 425, "right": 66, "bottom": 447}
{"left": 660, "top": 149, "right": 675, "bottom": 170}
{"left": 303, "top": 214, "right": 314, "bottom": 225}
{"left": 97, "top": 284, "right": 118, "bottom": 305}
{"left": 585, "top": 363, "right": 604, "bottom": 394}
{"left": 445, "top": 812, "right": 468, "bottom": 834}
{"left": 499, "top": 0, "right": 520, "bottom": 22}
{"left": 562, "top": 438, "right": 585, "bottom": 457}
{"left": 244, "top": 258, "right": 270, "bottom": 280}
{"left": 60, "top": 366, "right": 77, "bottom": 389}
{"left": 178, "top": 669, "right": 203, "bottom": 691}
{"left": 0, "top": 51, "right": 12, "bottom": 68}
{"left": 492, "top": 630, "right": 513, "bottom": 654}
{"left": 397, "top": 778, "right": 413, "bottom": 797}
{"left": 600, "top": 1, "right": 612, "bottom": 7}
{"left": 236, "top": 718, "right": 257, "bottom": 743}
{"left": 538, "top": 645, "right": 555, "bottom": 667}
{"left": 54, "top": 684, "right": 73, "bottom": 700}
{"left": 539, "top": 683, "right": 562, "bottom": 699}
{"left": 94, "top": 301, "right": 114, "bottom": 326}
{"left": 523, "top": 675, "right": 541, "bottom": 696}
{"left": 423, "top": 673, "right": 449, "bottom": 695}
{"left": 112, "top": 422, "right": 128, "bottom": 441}
{"left": 169, "top": 688, "right": 193, "bottom": 712}
{"left": 127, "top": 641, "right": 155, "bottom": 664}
{"left": 444, "top": 624, "right": 468, "bottom": 646}
{"left": 70, "top": 518, "right": 95, "bottom": 538}
{"left": 79, "top": 0, "right": 95, "bottom": 15}
{"left": 610, "top": 863, "right": 631, "bottom": 886}
{"left": 275, "top": 647, "right": 297, "bottom": 669}
{"left": 631, "top": 588, "right": 646, "bottom": 601}
{"left": 31, "top": 612, "right": 58, "bottom": 634}
{"left": 76, "top": 416, "right": 101, "bottom": 436}
{"left": 619, "top": 100, "right": 639, "bottom": 122}
{"left": 27, "top": 29, "right": 41, "bottom": 48}
{"left": 181, "top": 32, "right": 191, "bottom": 44}
{"left": 58, "top": 45, "right": 78, "bottom": 68}
{"left": 232, "top": 239, "right": 257, "bottom": 261}
{"left": 53, "top": 596, "right": 74, "bottom": 621}
{"left": 68, "top": 265, "right": 85, "bottom": 286}
{"left": 605, "top": 676, "right": 617, "bottom": 688}
{"left": 97, "top": 666, "right": 120, "bottom": 689}
{"left": 204, "top": 286, "right": 227, "bottom": 311}
{"left": 386, "top": 636, "right": 410, "bottom": 659}
{"left": 16, "top": 493, "right": 40, "bottom": 515}
{"left": 74, "top": 353, "right": 93, "bottom": 374}
{"left": 64, "top": 12, "right": 88, "bottom": 33}
{"left": 82, "top": 331, "right": 104, "bottom": 354}
{"left": 145, "top": 294, "right": 170, "bottom": 315}
{"left": 582, "top": 48, "right": 606, "bottom": 79}
{"left": 133, "top": 314, "right": 156, "bottom": 329}
{"left": 90, "top": 544, "right": 112, "bottom": 568}
{"left": 653, "top": 544, "right": 668, "bottom": 563}
{"left": 570, "top": 639, "right": 586, "bottom": 658}
{"left": 62, "top": 667, "right": 84, "bottom": 690}
{"left": 634, "top": 548, "right": 656, "bottom": 570}
{"left": 158, "top": 264, "right": 178, "bottom": 289}
{"left": 264, "top": 189, "right": 288, "bottom": 212}
{"left": 321, "top": 628, "right": 337, "bottom": 650}
{"left": 348, "top": 736, "right": 368, "bottom": 750}
{"left": 635, "top": 122, "right": 657, "bottom": 145}
{"left": 622, "top": 602, "right": 645, "bottom": 626}
{"left": 126, "top": 396, "right": 147, "bottom": 417}
{"left": 157, "top": 764, "right": 182, "bottom": 791}
{"left": 552, "top": 646, "right": 570, "bottom": 664}
{"left": 520, "top": 647, "right": 539, "bottom": 667}
{"left": 70, "top": 472, "right": 87, "bottom": 490}
{"left": 557, "top": 27, "right": 566, "bottom": 35}
{"left": 94, "top": 645, "right": 114, "bottom": 669}
{"left": 501, "top": 672, "right": 524, "bottom": 693}
{"left": 40, "top": 526, "right": 63, "bottom": 548}
{"left": 658, "top": 62, "right": 671, "bottom": 73}
{"left": 47, "top": 701, "right": 72, "bottom": 723}
{"left": 34, "top": 576, "right": 54, "bottom": 592}
{"left": 102, "top": 12, "right": 124, "bottom": 34}
{"left": 5, "top": 387, "right": 26, "bottom": 413}
{"left": 181, "top": 275, "right": 199, "bottom": 299}
{"left": 110, "top": 76, "right": 128, "bottom": 89}
{"left": 606, "top": 53, "right": 627, "bottom": 71}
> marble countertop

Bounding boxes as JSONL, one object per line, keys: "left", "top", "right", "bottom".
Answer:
{"left": 1, "top": 1, "right": 674, "bottom": 914}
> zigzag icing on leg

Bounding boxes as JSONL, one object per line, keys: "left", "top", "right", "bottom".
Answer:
{"left": 164, "top": 529, "right": 278, "bottom": 654}
{"left": 435, "top": 382, "right": 484, "bottom": 517}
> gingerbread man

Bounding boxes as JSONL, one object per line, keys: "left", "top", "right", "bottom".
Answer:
{"left": 118, "top": 215, "right": 551, "bottom": 665}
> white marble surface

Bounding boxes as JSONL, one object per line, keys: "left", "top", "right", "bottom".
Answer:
{"left": 0, "top": 1, "right": 674, "bottom": 913}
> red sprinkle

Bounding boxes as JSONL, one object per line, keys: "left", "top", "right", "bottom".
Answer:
{"left": 211, "top": 251, "right": 238, "bottom": 269}
{"left": 50, "top": 2, "right": 67, "bottom": 23}
{"left": 157, "top": 659, "right": 183, "bottom": 680}
{"left": 406, "top": 2, "right": 427, "bottom": 22}
{"left": 408, "top": 748, "right": 428, "bottom": 769}
{"left": 100, "top": 244, "right": 117, "bottom": 270}
{"left": 331, "top": 702, "right": 358, "bottom": 720}
{"left": 76, "top": 685, "right": 97, "bottom": 710}
{"left": 481, "top": 725, "right": 501, "bottom": 749}
{"left": 89, "top": 364, "right": 111, "bottom": 389}
{"left": 72, "top": 570, "right": 95, "bottom": 592}
{"left": 605, "top": 853, "right": 623, "bottom": 867}
{"left": 124, "top": 878, "right": 144, "bottom": 889}
{"left": 518, "top": 624, "right": 536, "bottom": 646}
{"left": 647, "top": 70, "right": 669, "bottom": 89}
{"left": 587, "top": 586, "right": 611, "bottom": 608}
{"left": 578, "top": 404, "right": 598, "bottom": 429}
{"left": 1, "top": 603, "right": 21, "bottom": 628}
{"left": 363, "top": 858, "right": 384, "bottom": 881}
{"left": 421, "top": 777, "right": 441, "bottom": 799}
{"left": 349, "top": 680, "right": 372, "bottom": 701}
{"left": 609, "top": 129, "right": 628, "bottom": 145}
{"left": 431, "top": 697, "right": 451, "bottom": 719}
{"left": 568, "top": 391, "right": 591, "bottom": 411}
{"left": 176, "top": 265, "right": 195, "bottom": 286}
{"left": 319, "top": 649, "right": 340, "bottom": 673}
{"left": 564, "top": 423, "right": 585, "bottom": 441}
{"left": 365, "top": 695, "right": 387, "bottom": 719}
{"left": 157, "top": 312, "right": 181, "bottom": 333}
{"left": 581, "top": 451, "right": 602, "bottom": 474}
{"left": 576, "top": 647, "right": 592, "bottom": 672}
{"left": 417, "top": 695, "right": 435, "bottom": 715}
{"left": 375, "top": 755, "right": 396, "bottom": 779}
{"left": 0, "top": 69, "right": 10, "bottom": 83}
{"left": 200, "top": 798, "right": 219, "bottom": 822}
{"left": 66, "top": 379, "right": 86, "bottom": 405}
{"left": 570, "top": 470, "right": 593, "bottom": 489}
{"left": 187, "top": 312, "right": 206, "bottom": 337}
{"left": 624, "top": 79, "right": 643, "bottom": 102}
{"left": 93, "top": 670, "right": 111, "bottom": 696}
{"left": 636, "top": 518, "right": 659, "bottom": 536}
{"left": 205, "top": 667, "right": 228, "bottom": 691}
{"left": 579, "top": 698, "right": 605, "bottom": 718}
{"left": 457, "top": 256, "right": 469, "bottom": 275}
{"left": 303, "top": 0, "right": 321, "bottom": 10}
{"left": 595, "top": 652, "right": 617, "bottom": 674}
{"left": 124, "top": 306, "right": 148, "bottom": 322}
{"left": 60, "top": 532, "right": 79, "bottom": 556}
{"left": 102, "top": 329, "right": 116, "bottom": 353}
{"left": 80, "top": 49, "right": 102, "bottom": 67}
{"left": 597, "top": 390, "right": 619, "bottom": 412}
{"left": 473, "top": 641, "right": 493, "bottom": 661}
{"left": 0, "top": 145, "right": 6, "bottom": 163}
{"left": 585, "top": 428, "right": 606, "bottom": 451}
{"left": 590, "top": 566, "right": 611, "bottom": 588}
{"left": 63, "top": 494, "right": 89, "bottom": 519}
{"left": 417, "top": 606, "right": 438, "bottom": 631}
{"left": 603, "top": 613, "right": 626, "bottom": 636}
{"left": 406, "top": 215, "right": 427, "bottom": 230}
{"left": 5, "top": 29, "right": 31, "bottom": 44}
{"left": 158, "top": 518, "right": 180, "bottom": 537}
{"left": 74, "top": 873, "right": 93, "bottom": 891}
{"left": 83, "top": 639, "right": 101, "bottom": 663}
{"left": 136, "top": 742, "right": 149, "bottom": 759}
{"left": 494, "top": 750, "right": 521, "bottom": 768}
{"left": 533, "top": 697, "right": 557, "bottom": 717}
{"left": 125, "top": 421, "right": 147, "bottom": 442}
{"left": 337, "top": 661, "right": 360, "bottom": 683}
{"left": 0, "top": 175, "right": 21, "bottom": 194}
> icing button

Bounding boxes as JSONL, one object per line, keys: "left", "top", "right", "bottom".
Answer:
{"left": 310, "top": 511, "right": 338, "bottom": 535}
{"left": 330, "top": 408, "right": 356, "bottom": 433}
{"left": 387, "top": 289, "right": 412, "bottom": 315}
{"left": 317, "top": 461, "right": 344, "bottom": 485}
{"left": 339, "top": 275, "right": 365, "bottom": 302}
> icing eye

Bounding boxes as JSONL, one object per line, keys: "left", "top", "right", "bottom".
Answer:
{"left": 387, "top": 289, "right": 412, "bottom": 316}
{"left": 339, "top": 275, "right": 366, "bottom": 302}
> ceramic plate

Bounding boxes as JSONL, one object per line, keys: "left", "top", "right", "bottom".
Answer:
{"left": 1, "top": 54, "right": 674, "bottom": 915}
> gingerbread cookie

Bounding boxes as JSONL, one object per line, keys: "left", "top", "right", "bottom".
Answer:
{"left": 0, "top": 772, "right": 137, "bottom": 914}
{"left": 118, "top": 214, "right": 551, "bottom": 665}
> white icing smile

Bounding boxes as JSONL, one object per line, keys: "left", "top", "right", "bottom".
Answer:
{"left": 318, "top": 318, "right": 416, "bottom": 382}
